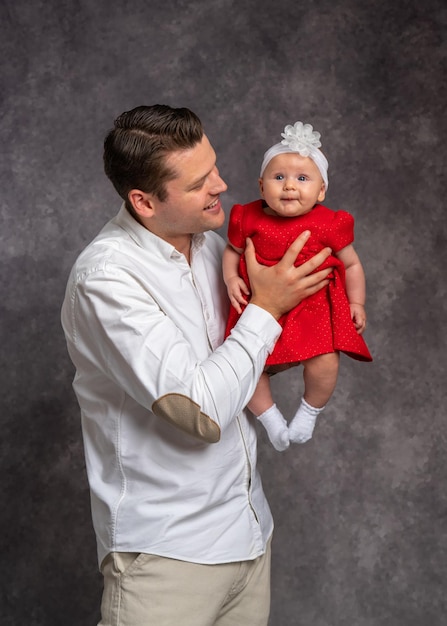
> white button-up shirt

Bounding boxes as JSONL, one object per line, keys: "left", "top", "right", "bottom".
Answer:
{"left": 61, "top": 205, "right": 281, "bottom": 567}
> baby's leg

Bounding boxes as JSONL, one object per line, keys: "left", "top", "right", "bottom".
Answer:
{"left": 248, "top": 373, "right": 289, "bottom": 451}
{"left": 303, "top": 351, "right": 340, "bottom": 408}
{"left": 289, "top": 352, "right": 340, "bottom": 443}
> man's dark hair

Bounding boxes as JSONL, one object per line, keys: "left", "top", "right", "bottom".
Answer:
{"left": 103, "top": 105, "right": 204, "bottom": 210}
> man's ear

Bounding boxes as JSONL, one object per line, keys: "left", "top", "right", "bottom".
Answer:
{"left": 128, "top": 189, "right": 156, "bottom": 219}
{"left": 317, "top": 184, "right": 326, "bottom": 203}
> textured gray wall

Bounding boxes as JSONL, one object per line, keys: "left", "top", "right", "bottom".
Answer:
{"left": 1, "top": 0, "right": 446, "bottom": 624}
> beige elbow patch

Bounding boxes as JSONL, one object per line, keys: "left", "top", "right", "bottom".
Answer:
{"left": 152, "top": 393, "right": 221, "bottom": 443}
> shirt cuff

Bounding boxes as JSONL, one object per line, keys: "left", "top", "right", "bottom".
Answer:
{"left": 238, "top": 304, "right": 282, "bottom": 354}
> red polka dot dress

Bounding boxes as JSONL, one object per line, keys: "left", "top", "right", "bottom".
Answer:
{"left": 225, "top": 200, "right": 372, "bottom": 364}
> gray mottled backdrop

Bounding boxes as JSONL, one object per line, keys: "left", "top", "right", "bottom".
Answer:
{"left": 1, "top": 0, "right": 446, "bottom": 624}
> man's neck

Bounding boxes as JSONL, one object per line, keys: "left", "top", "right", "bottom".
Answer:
{"left": 130, "top": 209, "right": 193, "bottom": 264}
{"left": 173, "top": 236, "right": 193, "bottom": 264}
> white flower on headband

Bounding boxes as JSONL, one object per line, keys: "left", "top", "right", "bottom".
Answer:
{"left": 280, "top": 121, "right": 321, "bottom": 157}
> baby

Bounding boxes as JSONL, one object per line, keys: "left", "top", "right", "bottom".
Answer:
{"left": 223, "top": 122, "right": 372, "bottom": 451}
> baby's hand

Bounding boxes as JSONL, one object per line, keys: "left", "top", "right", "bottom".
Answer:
{"left": 350, "top": 303, "right": 367, "bottom": 334}
{"left": 226, "top": 276, "right": 250, "bottom": 314}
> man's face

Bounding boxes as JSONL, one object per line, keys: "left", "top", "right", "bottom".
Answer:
{"left": 259, "top": 153, "right": 326, "bottom": 218}
{"left": 146, "top": 135, "right": 227, "bottom": 248}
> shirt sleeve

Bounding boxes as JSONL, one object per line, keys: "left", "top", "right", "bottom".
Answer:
{"left": 63, "top": 265, "right": 281, "bottom": 442}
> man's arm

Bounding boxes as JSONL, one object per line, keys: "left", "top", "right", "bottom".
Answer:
{"left": 63, "top": 267, "right": 281, "bottom": 444}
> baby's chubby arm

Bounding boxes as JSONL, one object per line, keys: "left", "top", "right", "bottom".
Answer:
{"left": 336, "top": 244, "right": 367, "bottom": 333}
{"left": 222, "top": 244, "right": 250, "bottom": 314}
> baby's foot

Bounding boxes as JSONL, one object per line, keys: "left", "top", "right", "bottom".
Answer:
{"left": 257, "top": 404, "right": 290, "bottom": 451}
{"left": 289, "top": 399, "right": 324, "bottom": 444}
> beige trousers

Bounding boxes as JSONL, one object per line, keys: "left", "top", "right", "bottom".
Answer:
{"left": 98, "top": 540, "right": 271, "bottom": 626}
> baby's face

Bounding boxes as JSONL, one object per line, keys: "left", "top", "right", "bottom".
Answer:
{"left": 259, "top": 153, "right": 326, "bottom": 218}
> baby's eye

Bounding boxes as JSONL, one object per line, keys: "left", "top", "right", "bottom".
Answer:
{"left": 275, "top": 174, "right": 284, "bottom": 180}
{"left": 297, "top": 175, "right": 307, "bottom": 182}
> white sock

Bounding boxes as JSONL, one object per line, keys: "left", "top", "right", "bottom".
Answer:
{"left": 289, "top": 398, "right": 325, "bottom": 444}
{"left": 257, "top": 404, "right": 290, "bottom": 451}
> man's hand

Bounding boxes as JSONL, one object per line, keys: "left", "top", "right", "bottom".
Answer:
{"left": 246, "top": 231, "right": 333, "bottom": 320}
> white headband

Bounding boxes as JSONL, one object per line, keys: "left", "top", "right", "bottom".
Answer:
{"left": 260, "top": 122, "right": 329, "bottom": 190}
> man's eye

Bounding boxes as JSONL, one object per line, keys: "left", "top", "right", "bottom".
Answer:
{"left": 191, "top": 182, "right": 204, "bottom": 191}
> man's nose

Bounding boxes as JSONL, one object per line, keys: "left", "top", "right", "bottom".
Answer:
{"left": 211, "top": 170, "right": 228, "bottom": 194}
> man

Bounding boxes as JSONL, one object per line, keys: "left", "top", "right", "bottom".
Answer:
{"left": 61, "top": 104, "right": 332, "bottom": 626}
